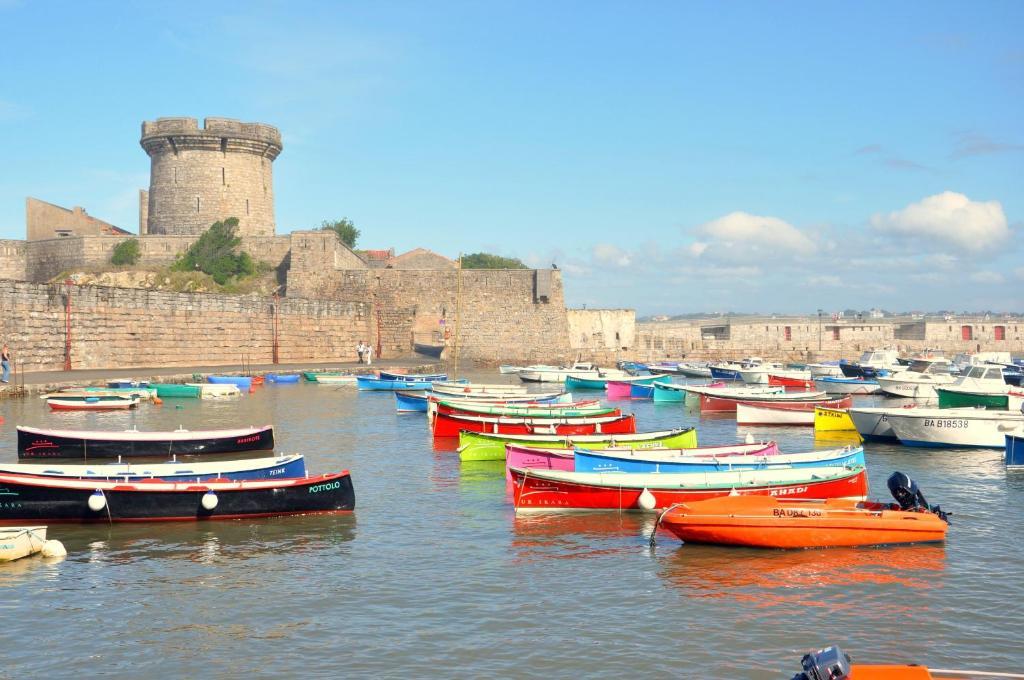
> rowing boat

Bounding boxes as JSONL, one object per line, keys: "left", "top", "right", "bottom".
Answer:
{"left": 0, "top": 454, "right": 305, "bottom": 482}
{"left": 458, "top": 427, "right": 697, "bottom": 461}
{"left": 434, "top": 411, "right": 637, "bottom": 438}
{"left": 17, "top": 424, "right": 275, "bottom": 459}
{"left": 575, "top": 445, "right": 863, "bottom": 473}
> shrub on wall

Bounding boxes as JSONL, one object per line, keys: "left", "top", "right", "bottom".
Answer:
{"left": 460, "top": 252, "right": 528, "bottom": 269}
{"left": 172, "top": 218, "right": 257, "bottom": 285}
{"left": 110, "top": 238, "right": 141, "bottom": 266}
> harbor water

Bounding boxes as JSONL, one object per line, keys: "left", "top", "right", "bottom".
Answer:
{"left": 2, "top": 376, "right": 1022, "bottom": 677}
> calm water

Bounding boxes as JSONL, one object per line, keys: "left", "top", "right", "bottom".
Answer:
{"left": 2, "top": 376, "right": 1021, "bottom": 677}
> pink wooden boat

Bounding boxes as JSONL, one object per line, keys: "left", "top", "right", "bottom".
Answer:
{"left": 606, "top": 381, "right": 634, "bottom": 400}
{"left": 504, "top": 440, "right": 780, "bottom": 479}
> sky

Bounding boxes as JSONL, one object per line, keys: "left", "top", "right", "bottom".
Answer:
{"left": 0, "top": 1, "right": 1021, "bottom": 315}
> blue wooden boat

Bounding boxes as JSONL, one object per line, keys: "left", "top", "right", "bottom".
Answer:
{"left": 709, "top": 364, "right": 743, "bottom": 381}
{"left": 378, "top": 371, "right": 448, "bottom": 382}
{"left": 653, "top": 380, "right": 685, "bottom": 402}
{"left": 565, "top": 375, "right": 607, "bottom": 390}
{"left": 357, "top": 376, "right": 466, "bottom": 391}
{"left": 208, "top": 375, "right": 252, "bottom": 388}
{"left": 1007, "top": 433, "right": 1024, "bottom": 469}
{"left": 107, "top": 379, "right": 149, "bottom": 389}
{"left": 574, "top": 446, "right": 865, "bottom": 474}
{"left": 266, "top": 373, "right": 301, "bottom": 384}
{"left": 0, "top": 454, "right": 306, "bottom": 482}
{"left": 630, "top": 383, "right": 655, "bottom": 399}
{"left": 395, "top": 390, "right": 429, "bottom": 413}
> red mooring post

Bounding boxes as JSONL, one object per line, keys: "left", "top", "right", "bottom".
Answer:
{"left": 272, "top": 292, "right": 280, "bottom": 364}
{"left": 63, "top": 279, "right": 74, "bottom": 371}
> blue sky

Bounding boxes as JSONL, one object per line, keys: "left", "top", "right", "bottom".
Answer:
{"left": 0, "top": 1, "right": 1021, "bottom": 314}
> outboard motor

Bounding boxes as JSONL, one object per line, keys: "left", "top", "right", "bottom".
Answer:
{"left": 791, "top": 646, "right": 852, "bottom": 680}
{"left": 887, "top": 471, "right": 950, "bottom": 523}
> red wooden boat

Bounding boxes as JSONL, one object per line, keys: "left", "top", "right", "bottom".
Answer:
{"left": 768, "top": 374, "right": 815, "bottom": 390}
{"left": 700, "top": 392, "right": 852, "bottom": 413}
{"left": 433, "top": 411, "right": 637, "bottom": 438}
{"left": 509, "top": 464, "right": 867, "bottom": 511}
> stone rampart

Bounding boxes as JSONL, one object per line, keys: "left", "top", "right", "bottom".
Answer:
{"left": 288, "top": 265, "right": 571, "bottom": 364}
{"left": 0, "top": 240, "right": 27, "bottom": 281}
{"left": 0, "top": 280, "right": 370, "bottom": 371}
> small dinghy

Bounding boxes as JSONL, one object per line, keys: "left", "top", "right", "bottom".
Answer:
{"left": 657, "top": 471, "right": 948, "bottom": 549}
{"left": 17, "top": 425, "right": 275, "bottom": 459}
{"left": 791, "top": 644, "right": 1006, "bottom": 679}
{"left": 0, "top": 526, "right": 48, "bottom": 561}
{"left": 47, "top": 396, "right": 139, "bottom": 411}
{"left": 0, "top": 454, "right": 305, "bottom": 482}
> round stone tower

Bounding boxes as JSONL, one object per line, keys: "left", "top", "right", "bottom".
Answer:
{"left": 140, "top": 117, "right": 282, "bottom": 237}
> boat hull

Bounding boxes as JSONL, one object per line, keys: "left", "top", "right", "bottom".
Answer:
{"left": 768, "top": 374, "right": 815, "bottom": 389}
{"left": 207, "top": 375, "right": 252, "bottom": 388}
{"left": 458, "top": 428, "right": 697, "bottom": 461}
{"left": 814, "top": 377, "right": 881, "bottom": 395}
{"left": 814, "top": 407, "right": 860, "bottom": 433}
{"left": 48, "top": 398, "right": 138, "bottom": 411}
{"left": 576, "top": 446, "right": 864, "bottom": 474}
{"left": 886, "top": 410, "right": 1024, "bottom": 448}
{"left": 434, "top": 412, "right": 636, "bottom": 438}
{"left": 17, "top": 425, "right": 275, "bottom": 459}
{"left": 395, "top": 390, "right": 429, "bottom": 412}
{"left": 153, "top": 384, "right": 202, "bottom": 398}
{"left": 0, "top": 472, "right": 354, "bottom": 523}
{"left": 936, "top": 388, "right": 1008, "bottom": 409}
{"left": 357, "top": 376, "right": 435, "bottom": 391}
{"left": 700, "top": 393, "right": 850, "bottom": 413}
{"left": 0, "top": 455, "right": 306, "bottom": 482}
{"left": 510, "top": 466, "right": 868, "bottom": 511}
{"left": 1007, "top": 433, "right": 1024, "bottom": 469}
{"left": 659, "top": 495, "right": 947, "bottom": 548}
{"left": 652, "top": 381, "right": 686, "bottom": 402}
{"left": 266, "top": 373, "right": 301, "bottom": 383}
{"left": 736, "top": 403, "right": 818, "bottom": 425}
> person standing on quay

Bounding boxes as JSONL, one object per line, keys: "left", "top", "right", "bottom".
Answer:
{"left": 1, "top": 344, "right": 10, "bottom": 383}
{"left": 365, "top": 343, "right": 373, "bottom": 366}
{"left": 356, "top": 341, "right": 365, "bottom": 364}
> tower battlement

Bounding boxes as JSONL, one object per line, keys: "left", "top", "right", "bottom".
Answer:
{"left": 140, "top": 116, "right": 282, "bottom": 237}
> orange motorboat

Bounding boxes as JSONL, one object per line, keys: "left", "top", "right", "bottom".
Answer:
{"left": 792, "top": 645, "right": 1011, "bottom": 679}
{"left": 658, "top": 471, "right": 949, "bottom": 549}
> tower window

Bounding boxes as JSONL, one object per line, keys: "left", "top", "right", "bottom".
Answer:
{"left": 174, "top": 167, "right": 178, "bottom": 184}
{"left": 246, "top": 199, "right": 250, "bottom": 215}
{"left": 222, "top": 167, "right": 226, "bottom": 185}
{"left": 196, "top": 197, "right": 200, "bottom": 213}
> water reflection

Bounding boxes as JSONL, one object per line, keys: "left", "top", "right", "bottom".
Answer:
{"left": 510, "top": 512, "right": 653, "bottom": 562}
{"left": 657, "top": 543, "right": 946, "bottom": 617}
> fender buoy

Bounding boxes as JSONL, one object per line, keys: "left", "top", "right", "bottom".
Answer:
{"left": 88, "top": 490, "right": 107, "bottom": 512}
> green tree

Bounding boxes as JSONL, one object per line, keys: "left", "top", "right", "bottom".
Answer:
{"left": 173, "top": 218, "right": 257, "bottom": 285}
{"left": 321, "top": 218, "right": 360, "bottom": 248}
{"left": 460, "top": 252, "right": 528, "bottom": 269}
{"left": 110, "top": 238, "right": 141, "bottom": 266}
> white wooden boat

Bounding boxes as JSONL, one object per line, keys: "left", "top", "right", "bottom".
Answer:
{"left": 0, "top": 454, "right": 303, "bottom": 481}
{"left": 875, "top": 359, "right": 957, "bottom": 399}
{"left": 311, "top": 375, "right": 358, "bottom": 385}
{"left": 186, "top": 383, "right": 242, "bottom": 398}
{"left": 737, "top": 362, "right": 785, "bottom": 384}
{"left": 47, "top": 396, "right": 139, "bottom": 411}
{"left": 0, "top": 527, "right": 47, "bottom": 562}
{"left": 517, "top": 362, "right": 603, "bottom": 383}
{"left": 736, "top": 402, "right": 816, "bottom": 425}
{"left": 681, "top": 384, "right": 786, "bottom": 398}
{"left": 885, "top": 408, "right": 1024, "bottom": 448}
{"left": 498, "top": 365, "right": 523, "bottom": 374}
{"left": 432, "top": 382, "right": 529, "bottom": 396}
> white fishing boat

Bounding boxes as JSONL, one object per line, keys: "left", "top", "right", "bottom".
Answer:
{"left": 432, "top": 382, "right": 529, "bottom": 396}
{"left": 807, "top": 362, "right": 844, "bottom": 378}
{"left": 518, "top": 362, "right": 618, "bottom": 383}
{"left": 737, "top": 362, "right": 786, "bottom": 385}
{"left": 674, "top": 362, "right": 713, "bottom": 378}
{"left": 311, "top": 375, "right": 357, "bottom": 385}
{"left": 680, "top": 383, "right": 786, "bottom": 398}
{"left": 0, "top": 527, "right": 47, "bottom": 562}
{"left": 875, "top": 358, "right": 957, "bottom": 400}
{"left": 848, "top": 406, "right": 907, "bottom": 441}
{"left": 498, "top": 365, "right": 523, "bottom": 375}
{"left": 885, "top": 408, "right": 1024, "bottom": 448}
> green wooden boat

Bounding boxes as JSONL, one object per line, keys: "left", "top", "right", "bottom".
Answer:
{"left": 303, "top": 372, "right": 320, "bottom": 382}
{"left": 153, "top": 383, "right": 201, "bottom": 398}
{"left": 458, "top": 428, "right": 697, "bottom": 461}
{"left": 439, "top": 401, "right": 616, "bottom": 419}
{"left": 937, "top": 387, "right": 1008, "bottom": 410}
{"left": 652, "top": 380, "right": 685, "bottom": 403}
{"left": 565, "top": 375, "right": 607, "bottom": 390}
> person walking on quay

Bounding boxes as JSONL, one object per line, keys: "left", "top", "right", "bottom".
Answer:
{"left": 365, "top": 343, "right": 373, "bottom": 366}
{"left": 1, "top": 344, "right": 10, "bottom": 383}
{"left": 356, "top": 341, "right": 365, "bottom": 364}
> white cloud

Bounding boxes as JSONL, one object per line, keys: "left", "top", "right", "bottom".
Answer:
{"left": 591, "top": 243, "right": 631, "bottom": 268}
{"left": 870, "top": 191, "right": 1009, "bottom": 252}
{"left": 686, "top": 242, "right": 708, "bottom": 257}
{"left": 694, "top": 211, "right": 817, "bottom": 259}
{"left": 1015, "top": 267, "right": 1024, "bottom": 281}
{"left": 969, "top": 271, "right": 1005, "bottom": 284}
{"left": 805, "top": 275, "right": 842, "bottom": 287}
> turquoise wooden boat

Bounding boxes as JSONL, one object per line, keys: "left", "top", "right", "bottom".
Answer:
{"left": 565, "top": 375, "right": 607, "bottom": 390}
{"left": 153, "top": 383, "right": 201, "bottom": 398}
{"left": 653, "top": 380, "right": 685, "bottom": 403}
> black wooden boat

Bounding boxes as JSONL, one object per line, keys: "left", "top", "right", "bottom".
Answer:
{"left": 413, "top": 342, "right": 445, "bottom": 358}
{"left": 17, "top": 425, "right": 275, "bottom": 459}
{"left": 0, "top": 471, "right": 354, "bottom": 523}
